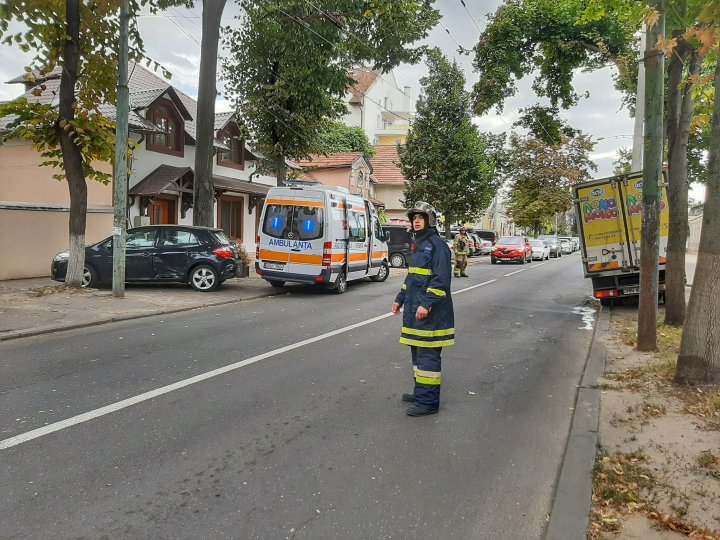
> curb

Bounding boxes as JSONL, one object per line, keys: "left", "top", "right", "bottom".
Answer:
{"left": 0, "top": 290, "right": 284, "bottom": 342}
{"left": 545, "top": 306, "right": 610, "bottom": 540}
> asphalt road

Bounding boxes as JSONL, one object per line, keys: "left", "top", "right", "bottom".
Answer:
{"left": 1, "top": 253, "right": 595, "bottom": 539}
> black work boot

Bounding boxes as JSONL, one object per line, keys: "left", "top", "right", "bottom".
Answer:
{"left": 406, "top": 405, "right": 438, "bottom": 416}
{"left": 401, "top": 393, "right": 415, "bottom": 402}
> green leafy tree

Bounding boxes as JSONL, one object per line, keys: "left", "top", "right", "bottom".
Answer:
{"left": 315, "top": 120, "right": 375, "bottom": 155}
{"left": 0, "top": 0, "right": 152, "bottom": 286}
{"left": 222, "top": 0, "right": 440, "bottom": 185}
{"left": 505, "top": 133, "right": 596, "bottom": 237}
{"left": 399, "top": 48, "right": 500, "bottom": 235}
{"left": 513, "top": 105, "right": 579, "bottom": 146}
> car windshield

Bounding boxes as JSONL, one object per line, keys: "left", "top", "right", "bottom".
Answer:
{"left": 530, "top": 240, "right": 544, "bottom": 247}
{"left": 497, "top": 237, "right": 523, "bottom": 245}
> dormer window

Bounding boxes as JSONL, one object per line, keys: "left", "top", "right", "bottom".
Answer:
{"left": 147, "top": 99, "right": 184, "bottom": 157}
{"left": 217, "top": 124, "right": 245, "bottom": 170}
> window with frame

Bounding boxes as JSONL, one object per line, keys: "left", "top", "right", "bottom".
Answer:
{"left": 147, "top": 100, "right": 183, "bottom": 156}
{"left": 348, "top": 212, "right": 366, "bottom": 241}
{"left": 160, "top": 229, "right": 199, "bottom": 246}
{"left": 219, "top": 197, "right": 243, "bottom": 240}
{"left": 217, "top": 124, "right": 245, "bottom": 169}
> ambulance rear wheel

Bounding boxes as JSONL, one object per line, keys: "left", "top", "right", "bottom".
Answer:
{"left": 333, "top": 271, "right": 348, "bottom": 294}
{"left": 370, "top": 262, "right": 389, "bottom": 282}
{"left": 269, "top": 280, "right": 285, "bottom": 288}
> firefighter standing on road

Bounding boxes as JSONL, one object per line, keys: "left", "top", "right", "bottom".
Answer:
{"left": 453, "top": 227, "right": 470, "bottom": 278}
{"left": 391, "top": 202, "right": 454, "bottom": 416}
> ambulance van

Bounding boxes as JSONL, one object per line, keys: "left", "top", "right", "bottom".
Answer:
{"left": 256, "top": 185, "right": 390, "bottom": 293}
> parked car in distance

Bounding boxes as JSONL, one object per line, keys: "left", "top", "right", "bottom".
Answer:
{"left": 450, "top": 230, "right": 476, "bottom": 256}
{"left": 382, "top": 225, "right": 414, "bottom": 268}
{"left": 444, "top": 238, "right": 456, "bottom": 264}
{"left": 467, "top": 232, "right": 483, "bottom": 257}
{"left": 559, "top": 238, "right": 573, "bottom": 254}
{"left": 491, "top": 236, "right": 533, "bottom": 264}
{"left": 537, "top": 235, "right": 562, "bottom": 258}
{"left": 472, "top": 229, "right": 498, "bottom": 246}
{"left": 51, "top": 225, "right": 241, "bottom": 292}
{"left": 477, "top": 238, "right": 493, "bottom": 255}
{"left": 571, "top": 236, "right": 580, "bottom": 251}
{"left": 529, "top": 239, "right": 550, "bottom": 260}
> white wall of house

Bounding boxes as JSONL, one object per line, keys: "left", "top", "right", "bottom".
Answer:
{"left": 126, "top": 135, "right": 276, "bottom": 248}
{"left": 344, "top": 70, "right": 414, "bottom": 145}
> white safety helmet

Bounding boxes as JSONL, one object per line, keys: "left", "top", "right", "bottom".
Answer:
{"left": 407, "top": 201, "right": 438, "bottom": 228}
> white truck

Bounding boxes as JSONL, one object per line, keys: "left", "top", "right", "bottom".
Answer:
{"left": 572, "top": 171, "right": 669, "bottom": 305}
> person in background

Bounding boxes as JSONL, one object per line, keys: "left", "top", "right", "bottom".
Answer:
{"left": 453, "top": 227, "right": 470, "bottom": 277}
{"left": 391, "top": 202, "right": 455, "bottom": 416}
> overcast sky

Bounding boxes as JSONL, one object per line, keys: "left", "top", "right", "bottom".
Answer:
{"left": 0, "top": 0, "right": 705, "bottom": 200}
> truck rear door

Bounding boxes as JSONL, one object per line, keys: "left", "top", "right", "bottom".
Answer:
{"left": 574, "top": 177, "right": 631, "bottom": 275}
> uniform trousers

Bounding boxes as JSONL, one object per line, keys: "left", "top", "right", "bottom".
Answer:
{"left": 410, "top": 345, "right": 442, "bottom": 410}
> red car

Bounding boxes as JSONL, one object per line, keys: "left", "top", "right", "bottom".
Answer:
{"left": 491, "top": 236, "right": 533, "bottom": 264}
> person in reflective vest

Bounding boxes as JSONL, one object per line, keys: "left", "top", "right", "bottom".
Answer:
{"left": 453, "top": 227, "right": 470, "bottom": 277}
{"left": 391, "top": 201, "right": 455, "bottom": 416}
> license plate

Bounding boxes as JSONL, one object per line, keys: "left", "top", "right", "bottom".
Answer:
{"left": 264, "top": 262, "right": 285, "bottom": 270}
{"left": 623, "top": 286, "right": 639, "bottom": 295}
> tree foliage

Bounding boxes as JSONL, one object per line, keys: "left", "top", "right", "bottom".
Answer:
{"left": 513, "top": 104, "right": 579, "bottom": 146}
{"left": 315, "top": 120, "right": 375, "bottom": 155}
{"left": 223, "top": 0, "right": 440, "bottom": 184}
{"left": 471, "top": 0, "right": 640, "bottom": 115}
{"left": 399, "top": 48, "right": 500, "bottom": 230}
{"left": 504, "top": 133, "right": 596, "bottom": 236}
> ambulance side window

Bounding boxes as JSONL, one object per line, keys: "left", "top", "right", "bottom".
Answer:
{"left": 262, "top": 204, "right": 292, "bottom": 239}
{"left": 293, "top": 206, "right": 324, "bottom": 240}
{"left": 348, "top": 212, "right": 366, "bottom": 241}
{"left": 373, "top": 219, "right": 383, "bottom": 240}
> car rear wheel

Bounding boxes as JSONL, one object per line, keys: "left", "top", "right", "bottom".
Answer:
{"left": 390, "top": 253, "right": 406, "bottom": 268}
{"left": 370, "top": 262, "right": 389, "bottom": 282}
{"left": 189, "top": 265, "right": 220, "bottom": 292}
{"left": 332, "top": 270, "right": 348, "bottom": 294}
{"left": 82, "top": 265, "right": 98, "bottom": 288}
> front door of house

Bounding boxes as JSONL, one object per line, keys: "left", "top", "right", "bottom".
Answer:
{"left": 149, "top": 197, "right": 177, "bottom": 225}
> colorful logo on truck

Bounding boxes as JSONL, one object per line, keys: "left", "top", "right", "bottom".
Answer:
{"left": 582, "top": 197, "right": 619, "bottom": 223}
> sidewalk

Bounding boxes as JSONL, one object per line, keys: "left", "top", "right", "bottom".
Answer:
{"left": 0, "top": 271, "right": 283, "bottom": 341}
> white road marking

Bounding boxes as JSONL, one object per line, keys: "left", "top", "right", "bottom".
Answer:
{"left": 453, "top": 279, "right": 497, "bottom": 294}
{"left": 1, "top": 311, "right": 394, "bottom": 451}
{"left": 2, "top": 275, "right": 505, "bottom": 451}
{"left": 504, "top": 269, "right": 527, "bottom": 277}
{"left": 531, "top": 262, "right": 549, "bottom": 268}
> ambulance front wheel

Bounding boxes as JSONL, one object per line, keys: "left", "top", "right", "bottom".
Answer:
{"left": 370, "top": 262, "right": 389, "bottom": 282}
{"left": 332, "top": 270, "right": 348, "bottom": 294}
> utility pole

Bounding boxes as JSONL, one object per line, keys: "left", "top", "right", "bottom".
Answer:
{"left": 631, "top": 24, "right": 647, "bottom": 172}
{"left": 112, "top": 0, "right": 130, "bottom": 297}
{"left": 637, "top": 2, "right": 664, "bottom": 351}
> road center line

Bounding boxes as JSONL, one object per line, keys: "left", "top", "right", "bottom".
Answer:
{"left": 504, "top": 269, "right": 527, "bottom": 277}
{"left": 2, "top": 277, "right": 503, "bottom": 451}
{"left": 1, "top": 311, "right": 395, "bottom": 451}
{"left": 531, "top": 262, "right": 548, "bottom": 268}
{"left": 453, "top": 279, "right": 497, "bottom": 295}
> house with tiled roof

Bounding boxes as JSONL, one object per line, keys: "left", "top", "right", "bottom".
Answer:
{"left": 0, "top": 63, "right": 276, "bottom": 279}
{"left": 344, "top": 68, "right": 415, "bottom": 146}
{"left": 369, "top": 145, "right": 409, "bottom": 223}
{"left": 296, "top": 151, "right": 383, "bottom": 207}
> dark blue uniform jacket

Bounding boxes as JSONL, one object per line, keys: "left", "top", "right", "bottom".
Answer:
{"left": 394, "top": 227, "right": 455, "bottom": 348}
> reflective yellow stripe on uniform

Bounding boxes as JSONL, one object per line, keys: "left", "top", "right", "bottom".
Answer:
{"left": 402, "top": 284, "right": 407, "bottom": 291}
{"left": 427, "top": 287, "right": 445, "bottom": 297}
{"left": 408, "top": 267, "right": 432, "bottom": 276}
{"left": 399, "top": 337, "right": 455, "bottom": 347}
{"left": 414, "top": 368, "right": 441, "bottom": 385}
{"left": 401, "top": 327, "right": 454, "bottom": 337}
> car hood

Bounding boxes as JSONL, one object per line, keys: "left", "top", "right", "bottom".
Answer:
{"left": 494, "top": 245, "right": 524, "bottom": 250}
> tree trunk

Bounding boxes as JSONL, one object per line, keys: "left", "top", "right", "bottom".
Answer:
{"left": 674, "top": 54, "right": 720, "bottom": 385}
{"left": 665, "top": 46, "right": 699, "bottom": 326}
{"left": 58, "top": 0, "right": 87, "bottom": 288}
{"left": 636, "top": 3, "right": 664, "bottom": 352}
{"left": 275, "top": 155, "right": 287, "bottom": 187}
{"left": 192, "top": 0, "right": 227, "bottom": 227}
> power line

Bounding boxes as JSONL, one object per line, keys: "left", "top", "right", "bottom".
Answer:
{"left": 438, "top": 20, "right": 472, "bottom": 56}
{"left": 459, "top": 0, "right": 482, "bottom": 33}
